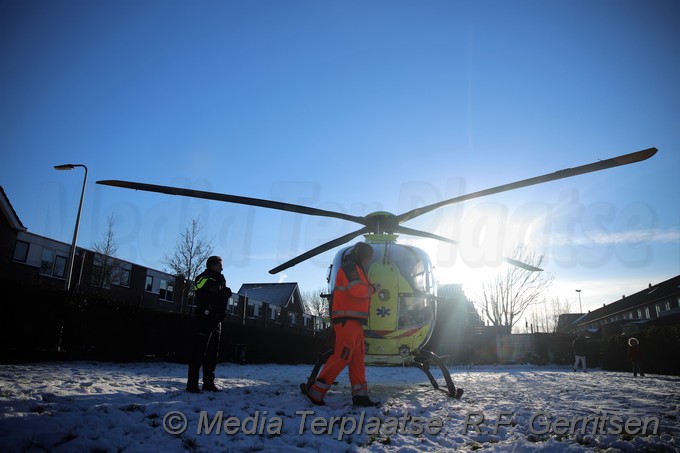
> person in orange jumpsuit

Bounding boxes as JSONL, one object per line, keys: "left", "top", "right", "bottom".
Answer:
{"left": 307, "top": 242, "right": 379, "bottom": 407}
{"left": 627, "top": 337, "right": 645, "bottom": 377}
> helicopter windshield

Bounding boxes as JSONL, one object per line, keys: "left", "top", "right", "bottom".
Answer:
{"left": 411, "top": 260, "right": 428, "bottom": 293}
{"left": 372, "top": 244, "right": 436, "bottom": 330}
{"left": 383, "top": 245, "right": 435, "bottom": 295}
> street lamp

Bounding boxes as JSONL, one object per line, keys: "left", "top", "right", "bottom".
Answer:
{"left": 54, "top": 164, "right": 88, "bottom": 291}
{"left": 575, "top": 289, "right": 583, "bottom": 313}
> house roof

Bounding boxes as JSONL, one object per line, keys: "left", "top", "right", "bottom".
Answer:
{"left": 236, "top": 282, "right": 301, "bottom": 308}
{"left": 579, "top": 274, "right": 680, "bottom": 324}
{"left": 556, "top": 313, "right": 586, "bottom": 331}
{"left": 0, "top": 186, "right": 27, "bottom": 231}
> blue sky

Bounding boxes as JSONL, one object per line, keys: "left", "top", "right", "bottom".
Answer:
{"left": 2, "top": 0, "right": 679, "bottom": 317}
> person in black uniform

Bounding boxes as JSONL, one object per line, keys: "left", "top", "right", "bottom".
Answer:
{"left": 186, "top": 256, "right": 232, "bottom": 393}
{"left": 572, "top": 335, "right": 587, "bottom": 372}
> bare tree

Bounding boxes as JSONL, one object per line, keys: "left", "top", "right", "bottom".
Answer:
{"left": 550, "top": 297, "right": 572, "bottom": 332}
{"left": 163, "top": 218, "right": 214, "bottom": 312}
{"left": 91, "top": 214, "right": 123, "bottom": 292}
{"left": 527, "top": 298, "right": 551, "bottom": 333}
{"left": 301, "top": 287, "right": 330, "bottom": 319}
{"left": 525, "top": 296, "right": 573, "bottom": 333}
{"left": 477, "top": 245, "right": 554, "bottom": 331}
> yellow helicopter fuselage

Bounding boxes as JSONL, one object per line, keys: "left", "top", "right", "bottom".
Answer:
{"left": 328, "top": 234, "right": 437, "bottom": 366}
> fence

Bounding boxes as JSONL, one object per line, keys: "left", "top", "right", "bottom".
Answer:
{"left": 0, "top": 282, "right": 330, "bottom": 364}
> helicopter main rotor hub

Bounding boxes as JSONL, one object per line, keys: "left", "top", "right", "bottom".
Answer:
{"left": 365, "top": 211, "right": 398, "bottom": 234}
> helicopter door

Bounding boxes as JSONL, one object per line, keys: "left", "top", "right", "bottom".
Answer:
{"left": 367, "top": 261, "right": 407, "bottom": 332}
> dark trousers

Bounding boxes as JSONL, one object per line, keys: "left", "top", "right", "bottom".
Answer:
{"left": 187, "top": 329, "right": 220, "bottom": 386}
{"left": 632, "top": 360, "right": 644, "bottom": 376}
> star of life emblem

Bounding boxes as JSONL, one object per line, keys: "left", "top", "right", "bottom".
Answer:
{"left": 376, "top": 306, "right": 391, "bottom": 317}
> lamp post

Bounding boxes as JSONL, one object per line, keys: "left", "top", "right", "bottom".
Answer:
{"left": 54, "top": 164, "right": 88, "bottom": 291}
{"left": 575, "top": 289, "right": 582, "bottom": 313}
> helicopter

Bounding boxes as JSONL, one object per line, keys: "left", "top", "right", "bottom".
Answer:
{"left": 97, "top": 147, "right": 657, "bottom": 399}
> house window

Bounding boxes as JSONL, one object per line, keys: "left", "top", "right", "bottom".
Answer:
{"left": 227, "top": 298, "right": 238, "bottom": 315}
{"left": 40, "top": 249, "right": 54, "bottom": 275}
{"left": 644, "top": 307, "right": 650, "bottom": 319}
{"left": 54, "top": 255, "right": 66, "bottom": 278}
{"left": 289, "top": 312, "right": 297, "bottom": 325}
{"left": 90, "top": 264, "right": 105, "bottom": 287}
{"left": 315, "top": 317, "right": 326, "bottom": 331}
{"left": 39, "top": 249, "right": 67, "bottom": 278}
{"left": 112, "top": 268, "right": 131, "bottom": 287}
{"left": 159, "top": 279, "right": 174, "bottom": 301}
{"left": 145, "top": 276, "right": 154, "bottom": 292}
{"left": 12, "top": 240, "right": 29, "bottom": 262}
{"left": 268, "top": 306, "right": 279, "bottom": 321}
{"left": 247, "top": 301, "right": 262, "bottom": 318}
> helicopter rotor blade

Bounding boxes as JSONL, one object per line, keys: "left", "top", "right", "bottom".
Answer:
{"left": 395, "top": 226, "right": 542, "bottom": 271}
{"left": 96, "top": 180, "right": 367, "bottom": 225}
{"left": 394, "top": 225, "right": 460, "bottom": 245}
{"left": 503, "top": 257, "right": 543, "bottom": 272}
{"left": 396, "top": 147, "right": 657, "bottom": 224}
{"left": 268, "top": 226, "right": 372, "bottom": 274}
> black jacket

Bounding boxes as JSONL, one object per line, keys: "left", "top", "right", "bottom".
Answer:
{"left": 194, "top": 269, "right": 232, "bottom": 333}
{"left": 572, "top": 337, "right": 586, "bottom": 356}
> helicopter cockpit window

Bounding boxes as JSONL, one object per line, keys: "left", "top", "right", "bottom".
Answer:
{"left": 386, "top": 245, "right": 435, "bottom": 329}
{"left": 388, "top": 245, "right": 434, "bottom": 294}
{"left": 411, "top": 260, "right": 427, "bottom": 293}
{"left": 398, "top": 295, "right": 434, "bottom": 328}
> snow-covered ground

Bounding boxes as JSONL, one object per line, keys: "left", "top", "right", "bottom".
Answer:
{"left": 0, "top": 361, "right": 678, "bottom": 452}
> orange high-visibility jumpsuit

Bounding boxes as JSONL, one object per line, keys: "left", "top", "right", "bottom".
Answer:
{"left": 307, "top": 260, "right": 374, "bottom": 404}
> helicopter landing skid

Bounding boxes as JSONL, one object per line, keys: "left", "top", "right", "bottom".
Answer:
{"left": 300, "top": 348, "right": 334, "bottom": 395}
{"left": 300, "top": 348, "right": 462, "bottom": 399}
{"left": 411, "top": 349, "right": 463, "bottom": 399}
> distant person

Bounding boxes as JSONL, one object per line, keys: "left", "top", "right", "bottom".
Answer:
{"left": 572, "top": 336, "right": 587, "bottom": 372}
{"left": 627, "top": 337, "right": 645, "bottom": 377}
{"left": 306, "top": 242, "right": 379, "bottom": 407}
{"left": 186, "top": 256, "right": 232, "bottom": 393}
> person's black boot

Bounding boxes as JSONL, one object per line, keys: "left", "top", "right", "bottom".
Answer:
{"left": 352, "top": 395, "right": 379, "bottom": 407}
{"left": 187, "top": 366, "right": 200, "bottom": 393}
{"left": 202, "top": 382, "right": 220, "bottom": 392}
